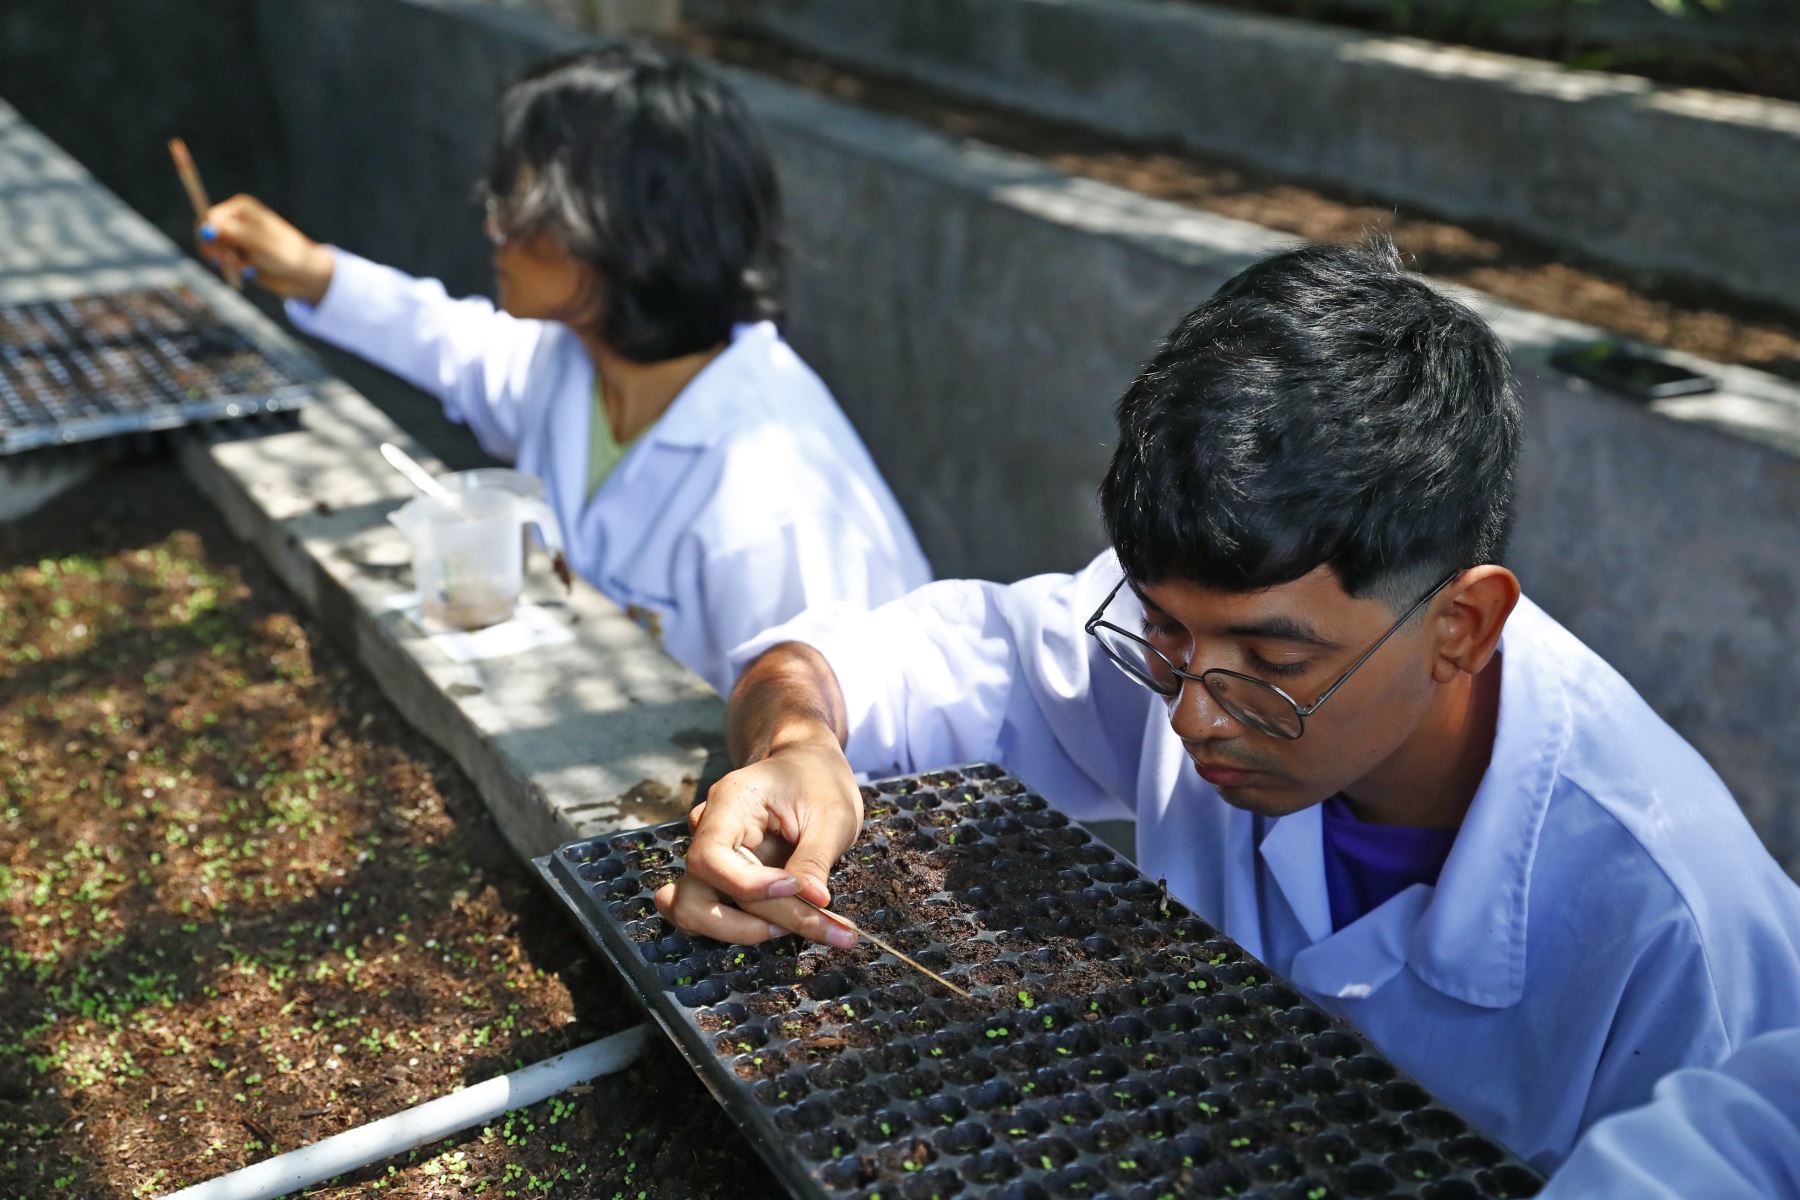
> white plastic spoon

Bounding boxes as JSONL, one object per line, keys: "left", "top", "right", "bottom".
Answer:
{"left": 380, "top": 441, "right": 459, "bottom": 508}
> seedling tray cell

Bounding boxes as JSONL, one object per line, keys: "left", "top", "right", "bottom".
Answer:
{"left": 537, "top": 764, "right": 1543, "bottom": 1199}
{"left": 0, "top": 286, "right": 312, "bottom": 455}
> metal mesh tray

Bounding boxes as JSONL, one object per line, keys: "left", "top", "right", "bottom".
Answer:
{"left": 0, "top": 285, "right": 312, "bottom": 455}
{"left": 536, "top": 763, "right": 1543, "bottom": 1200}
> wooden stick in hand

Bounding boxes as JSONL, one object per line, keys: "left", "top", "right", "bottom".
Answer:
{"left": 168, "top": 137, "right": 240, "bottom": 291}
{"left": 734, "top": 844, "right": 972, "bottom": 999}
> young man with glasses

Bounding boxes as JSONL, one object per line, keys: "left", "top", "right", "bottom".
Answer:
{"left": 658, "top": 239, "right": 1800, "bottom": 1168}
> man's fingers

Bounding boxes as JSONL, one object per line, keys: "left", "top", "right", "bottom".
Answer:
{"left": 743, "top": 896, "right": 857, "bottom": 950}
{"left": 656, "top": 878, "right": 775, "bottom": 946}
{"left": 779, "top": 800, "right": 862, "bottom": 909}
{"left": 685, "top": 798, "right": 799, "bottom": 906}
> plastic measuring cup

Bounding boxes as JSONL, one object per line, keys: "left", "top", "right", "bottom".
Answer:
{"left": 446, "top": 469, "right": 547, "bottom": 569}
{"left": 388, "top": 473, "right": 565, "bottom": 630}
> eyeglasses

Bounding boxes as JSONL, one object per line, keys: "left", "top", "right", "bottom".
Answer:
{"left": 1085, "top": 570, "right": 1461, "bottom": 740}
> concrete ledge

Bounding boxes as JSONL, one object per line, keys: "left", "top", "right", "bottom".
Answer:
{"left": 690, "top": 0, "right": 1800, "bottom": 313}
{"left": 0, "top": 98, "right": 728, "bottom": 862}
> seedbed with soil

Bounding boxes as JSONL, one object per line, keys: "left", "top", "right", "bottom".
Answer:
{"left": 0, "top": 462, "right": 772, "bottom": 1199}
{"left": 674, "top": 26, "right": 1800, "bottom": 383}
{"left": 0, "top": 287, "right": 312, "bottom": 455}
{"left": 541, "top": 768, "right": 1545, "bottom": 1200}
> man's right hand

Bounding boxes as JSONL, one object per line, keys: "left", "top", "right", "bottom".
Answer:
{"left": 195, "top": 195, "right": 335, "bottom": 305}
{"left": 656, "top": 642, "right": 864, "bottom": 948}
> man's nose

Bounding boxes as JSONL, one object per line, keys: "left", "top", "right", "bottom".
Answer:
{"left": 1166, "top": 674, "right": 1244, "bottom": 742}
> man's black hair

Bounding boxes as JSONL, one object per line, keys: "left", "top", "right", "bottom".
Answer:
{"left": 486, "top": 41, "right": 781, "bottom": 362}
{"left": 1100, "top": 237, "right": 1521, "bottom": 609}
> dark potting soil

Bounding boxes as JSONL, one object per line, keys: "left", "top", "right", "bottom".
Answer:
{"left": 540, "top": 764, "right": 1545, "bottom": 1200}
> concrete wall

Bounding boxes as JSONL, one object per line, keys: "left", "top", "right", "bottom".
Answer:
{"left": 1, "top": 0, "right": 1795, "bottom": 868}
{"left": 688, "top": 0, "right": 1800, "bottom": 315}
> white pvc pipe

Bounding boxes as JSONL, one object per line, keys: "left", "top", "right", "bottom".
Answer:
{"left": 162, "top": 1024, "right": 650, "bottom": 1200}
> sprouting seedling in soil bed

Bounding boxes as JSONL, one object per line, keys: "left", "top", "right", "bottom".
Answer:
{"left": 1017, "top": 990, "right": 1035, "bottom": 1007}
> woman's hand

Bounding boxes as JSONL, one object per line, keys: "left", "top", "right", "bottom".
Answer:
{"left": 196, "top": 195, "right": 335, "bottom": 305}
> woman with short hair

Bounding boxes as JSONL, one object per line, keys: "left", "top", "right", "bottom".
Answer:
{"left": 197, "top": 41, "right": 930, "bottom": 691}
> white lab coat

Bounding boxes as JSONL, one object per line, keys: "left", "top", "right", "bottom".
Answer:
{"left": 287, "top": 250, "right": 931, "bottom": 692}
{"left": 1540, "top": 1028, "right": 1800, "bottom": 1198}
{"left": 732, "top": 550, "right": 1800, "bottom": 1170}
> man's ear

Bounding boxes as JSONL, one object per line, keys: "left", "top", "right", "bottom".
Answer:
{"left": 1430, "top": 566, "right": 1520, "bottom": 683}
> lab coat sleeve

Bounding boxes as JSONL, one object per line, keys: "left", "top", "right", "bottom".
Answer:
{"left": 727, "top": 552, "right": 1145, "bottom": 821}
{"left": 1572, "top": 911, "right": 1734, "bottom": 1159}
{"left": 1540, "top": 1028, "right": 1800, "bottom": 1199}
{"left": 695, "top": 516, "right": 909, "bottom": 697}
{"left": 284, "top": 249, "right": 547, "bottom": 461}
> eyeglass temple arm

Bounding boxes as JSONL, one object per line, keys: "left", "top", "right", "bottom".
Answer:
{"left": 1294, "top": 572, "right": 1461, "bottom": 718}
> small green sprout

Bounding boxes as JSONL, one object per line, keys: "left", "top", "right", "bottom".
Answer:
{"left": 1017, "top": 990, "right": 1035, "bottom": 1007}
{"left": 1040, "top": 1156, "right": 1054, "bottom": 1172}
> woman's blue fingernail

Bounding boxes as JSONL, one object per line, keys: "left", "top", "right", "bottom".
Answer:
{"left": 242, "top": 266, "right": 258, "bottom": 281}
{"left": 199, "top": 224, "right": 216, "bottom": 241}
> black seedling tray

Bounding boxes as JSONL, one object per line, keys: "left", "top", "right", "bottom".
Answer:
{"left": 0, "top": 285, "right": 312, "bottom": 455}
{"left": 537, "top": 763, "right": 1543, "bottom": 1200}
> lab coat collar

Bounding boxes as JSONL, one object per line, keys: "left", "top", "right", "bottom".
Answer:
{"left": 1407, "top": 600, "right": 1569, "bottom": 1009}
{"left": 1259, "top": 805, "right": 1334, "bottom": 945}
{"left": 641, "top": 322, "right": 778, "bottom": 451}
{"left": 1266, "top": 600, "right": 1570, "bottom": 1011}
